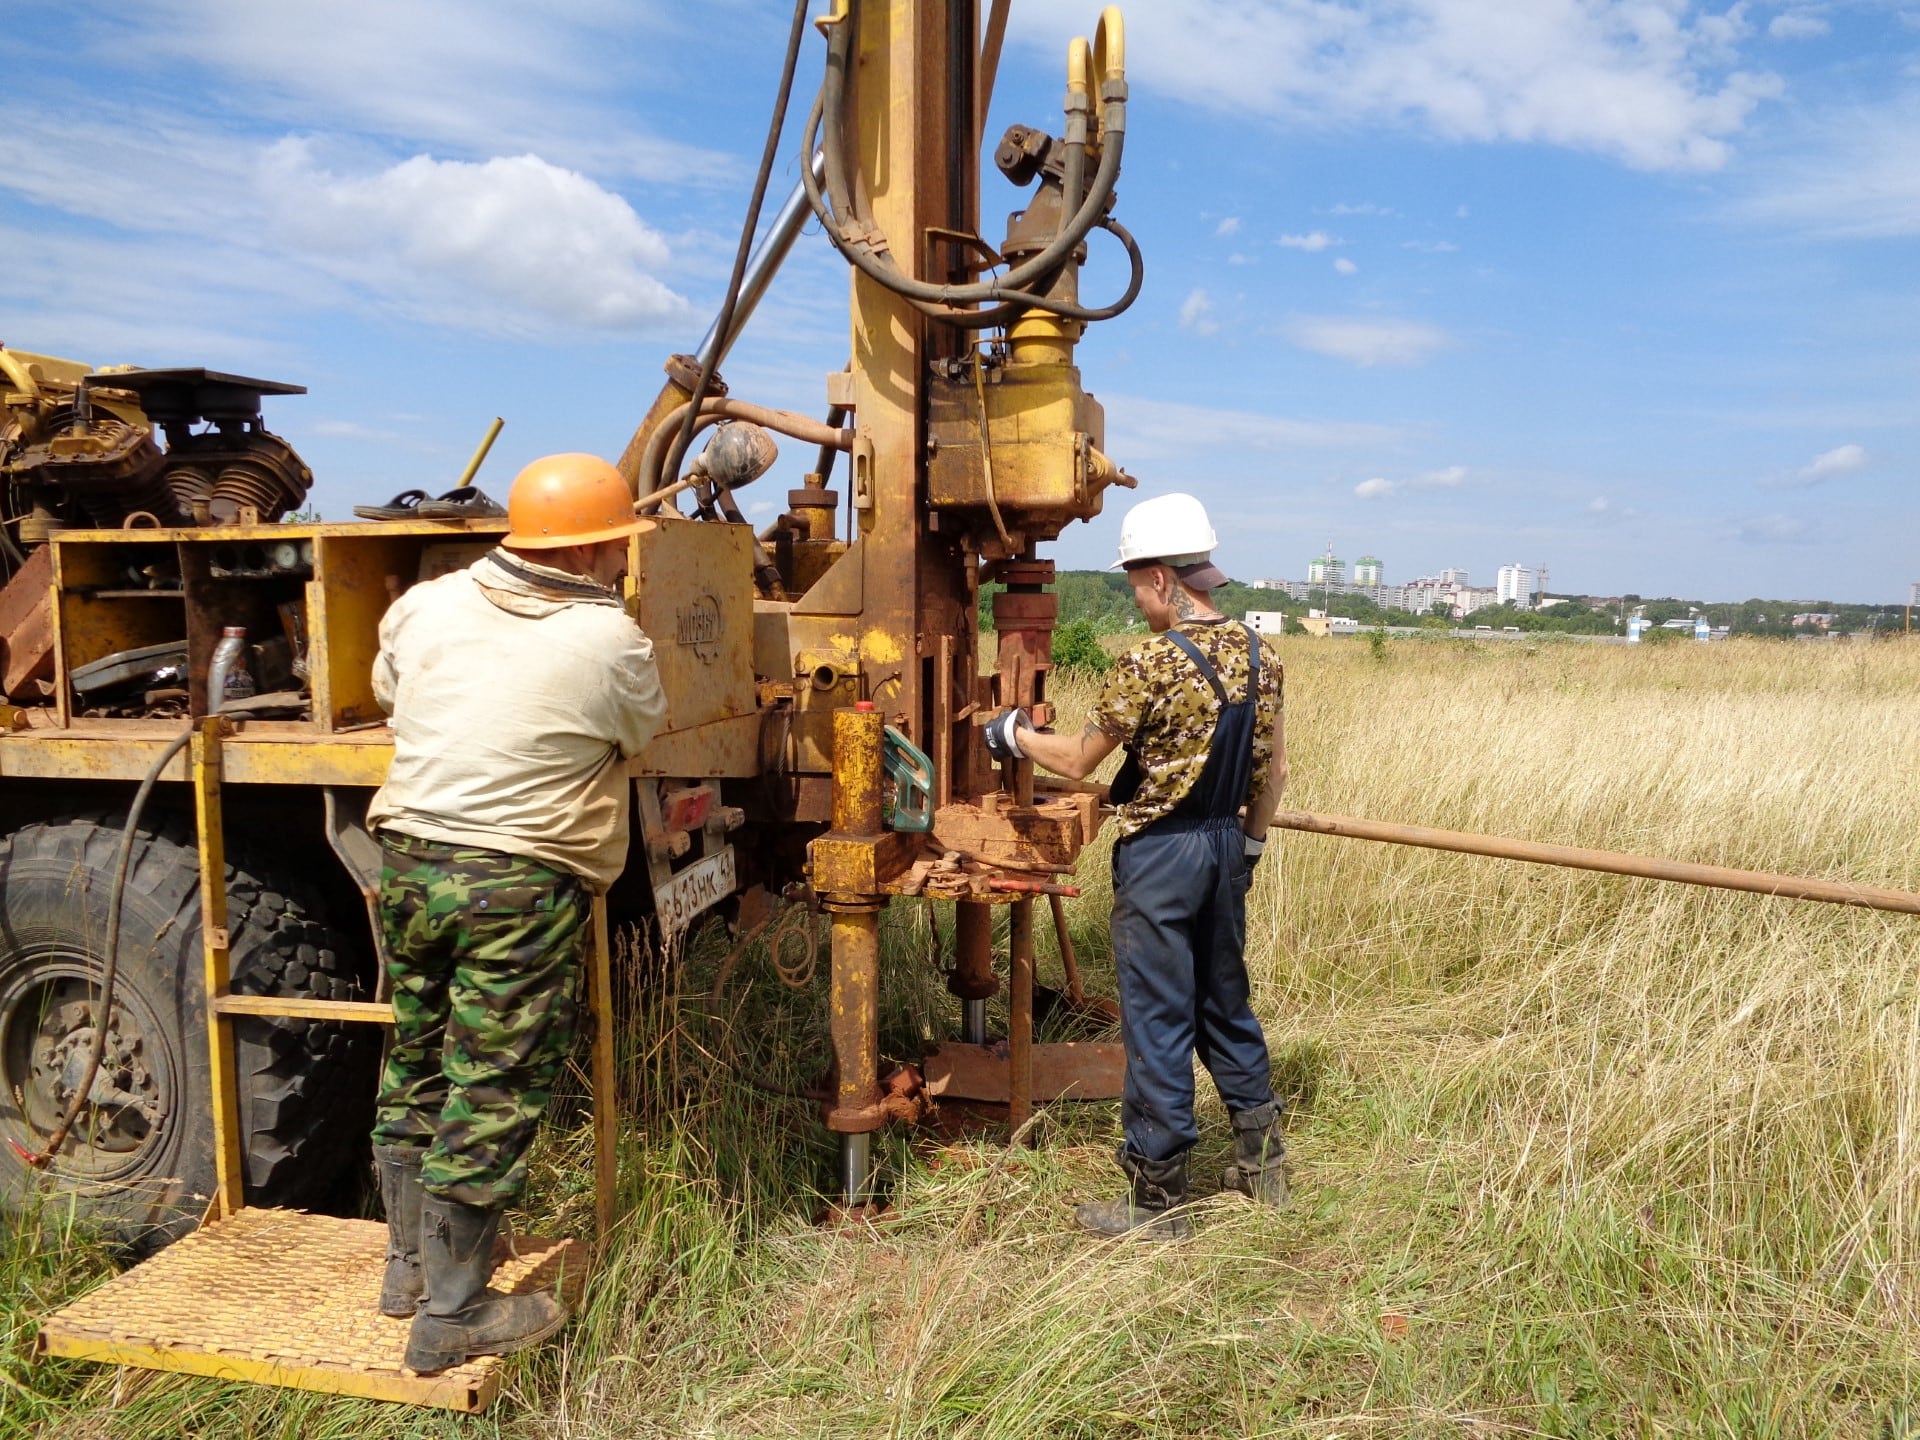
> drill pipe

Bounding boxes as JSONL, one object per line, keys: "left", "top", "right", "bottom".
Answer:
{"left": 1271, "top": 809, "right": 1920, "bottom": 916}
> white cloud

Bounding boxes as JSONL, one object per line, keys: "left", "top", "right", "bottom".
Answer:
{"left": 1740, "top": 99, "right": 1920, "bottom": 237}
{"left": 1793, "top": 442, "right": 1869, "bottom": 484}
{"left": 1768, "top": 12, "right": 1830, "bottom": 40}
{"left": 260, "top": 142, "right": 690, "bottom": 335}
{"left": 1403, "top": 239, "right": 1460, "bottom": 253}
{"left": 100, "top": 0, "right": 725, "bottom": 185}
{"left": 1228, "top": 253, "right": 1255, "bottom": 265}
{"left": 1586, "top": 495, "right": 1643, "bottom": 520}
{"left": 1333, "top": 257, "right": 1359, "bottom": 275}
{"left": 1284, "top": 314, "right": 1450, "bottom": 367}
{"left": 0, "top": 59, "right": 702, "bottom": 343}
{"left": 1178, "top": 288, "right": 1220, "bottom": 334}
{"left": 1331, "top": 202, "right": 1397, "bottom": 217}
{"left": 1099, "top": 394, "right": 1400, "bottom": 464}
{"left": 1279, "top": 230, "right": 1339, "bottom": 251}
{"left": 1020, "top": 0, "right": 1783, "bottom": 172}
{"left": 1353, "top": 463, "right": 1466, "bottom": 499}
{"left": 1215, "top": 216, "right": 1242, "bottom": 237}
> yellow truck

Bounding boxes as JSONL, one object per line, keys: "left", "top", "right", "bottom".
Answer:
{"left": 0, "top": 1, "right": 1142, "bottom": 1247}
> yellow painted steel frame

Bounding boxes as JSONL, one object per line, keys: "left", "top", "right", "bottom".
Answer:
{"left": 590, "top": 895, "right": 618, "bottom": 1242}
{"left": 192, "top": 715, "right": 246, "bottom": 1218}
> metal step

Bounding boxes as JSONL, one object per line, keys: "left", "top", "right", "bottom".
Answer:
{"left": 36, "top": 1207, "right": 585, "bottom": 1412}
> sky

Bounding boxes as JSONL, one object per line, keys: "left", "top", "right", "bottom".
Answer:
{"left": 2, "top": 1, "right": 1916, "bottom": 604}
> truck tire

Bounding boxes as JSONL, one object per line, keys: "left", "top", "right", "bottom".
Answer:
{"left": 0, "top": 814, "right": 374, "bottom": 1249}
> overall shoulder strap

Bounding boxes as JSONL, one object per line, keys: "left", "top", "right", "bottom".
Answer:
{"left": 1163, "top": 629, "right": 1229, "bottom": 705}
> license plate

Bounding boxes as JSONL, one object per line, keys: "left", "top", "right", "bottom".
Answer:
{"left": 653, "top": 846, "right": 737, "bottom": 937}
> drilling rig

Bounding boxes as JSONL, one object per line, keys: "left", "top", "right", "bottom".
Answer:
{"left": 0, "top": 0, "right": 1139, "bottom": 1254}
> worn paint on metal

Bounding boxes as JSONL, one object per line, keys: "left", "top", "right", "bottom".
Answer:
{"left": 630, "top": 518, "right": 756, "bottom": 733}
{"left": 34, "top": 1208, "right": 585, "bottom": 1412}
{"left": 829, "top": 706, "right": 886, "bottom": 838}
{"left": 191, "top": 716, "right": 245, "bottom": 1218}
{"left": 826, "top": 907, "right": 884, "bottom": 1133}
{"left": 922, "top": 1041, "right": 1125, "bottom": 1102}
{"left": 0, "top": 731, "right": 392, "bottom": 786}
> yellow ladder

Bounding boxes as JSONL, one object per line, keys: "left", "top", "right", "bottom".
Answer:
{"left": 37, "top": 716, "right": 617, "bottom": 1411}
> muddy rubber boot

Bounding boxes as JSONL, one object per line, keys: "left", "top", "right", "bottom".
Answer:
{"left": 374, "top": 1145, "right": 427, "bottom": 1318}
{"left": 1073, "top": 1147, "right": 1192, "bottom": 1241}
{"left": 1220, "top": 1101, "right": 1290, "bottom": 1207}
{"left": 403, "top": 1194, "right": 567, "bottom": 1374}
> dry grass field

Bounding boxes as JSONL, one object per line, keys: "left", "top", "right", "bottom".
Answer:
{"left": 7, "top": 635, "right": 1920, "bottom": 1438}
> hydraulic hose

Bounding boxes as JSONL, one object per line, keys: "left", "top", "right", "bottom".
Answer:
{"left": 800, "top": 4, "right": 1133, "bottom": 326}
{"left": 22, "top": 727, "right": 193, "bottom": 1168}
{"left": 636, "top": 397, "right": 852, "bottom": 512}
{"left": 662, "top": 0, "right": 813, "bottom": 498}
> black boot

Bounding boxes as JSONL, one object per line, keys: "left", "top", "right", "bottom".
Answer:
{"left": 1073, "top": 1147, "right": 1192, "bottom": 1240}
{"left": 1220, "top": 1101, "right": 1290, "bottom": 1207}
{"left": 374, "top": 1144, "right": 427, "bottom": 1318}
{"left": 403, "top": 1194, "right": 567, "bottom": 1374}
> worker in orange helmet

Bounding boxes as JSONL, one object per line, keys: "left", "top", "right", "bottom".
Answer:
{"left": 365, "top": 453, "right": 665, "bottom": 1371}
{"left": 985, "top": 493, "right": 1289, "bottom": 1240}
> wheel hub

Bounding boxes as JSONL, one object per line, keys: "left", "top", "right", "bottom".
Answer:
{"left": 43, "top": 1016, "right": 162, "bottom": 1131}
{"left": 2, "top": 958, "right": 176, "bottom": 1176}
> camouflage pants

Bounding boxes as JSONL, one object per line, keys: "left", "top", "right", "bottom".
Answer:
{"left": 369, "top": 832, "right": 588, "bottom": 1210}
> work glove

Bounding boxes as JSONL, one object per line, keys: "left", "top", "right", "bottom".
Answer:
{"left": 1242, "top": 833, "right": 1267, "bottom": 889}
{"left": 983, "top": 707, "right": 1029, "bottom": 762}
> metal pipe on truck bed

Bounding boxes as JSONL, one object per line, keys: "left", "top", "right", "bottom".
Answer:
{"left": 1270, "top": 809, "right": 1920, "bottom": 916}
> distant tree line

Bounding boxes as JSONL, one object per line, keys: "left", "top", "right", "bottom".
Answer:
{"left": 981, "top": 572, "right": 1911, "bottom": 642}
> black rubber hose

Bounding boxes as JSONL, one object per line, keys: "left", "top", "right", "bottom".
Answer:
{"left": 26, "top": 727, "right": 193, "bottom": 1168}
{"left": 802, "top": 11, "right": 1130, "bottom": 320}
{"left": 943, "top": 216, "right": 1146, "bottom": 328}
{"left": 662, "top": 0, "right": 813, "bottom": 495}
{"left": 802, "top": 89, "right": 1136, "bottom": 329}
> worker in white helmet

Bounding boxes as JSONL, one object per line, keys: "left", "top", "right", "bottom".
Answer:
{"left": 984, "top": 492, "right": 1288, "bottom": 1238}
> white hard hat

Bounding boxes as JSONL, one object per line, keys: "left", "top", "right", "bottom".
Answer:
{"left": 1111, "top": 492, "right": 1219, "bottom": 569}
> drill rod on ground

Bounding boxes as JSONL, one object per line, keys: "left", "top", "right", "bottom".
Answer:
{"left": 1271, "top": 809, "right": 1920, "bottom": 916}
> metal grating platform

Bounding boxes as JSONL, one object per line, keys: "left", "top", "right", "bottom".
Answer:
{"left": 36, "top": 1207, "right": 587, "bottom": 1411}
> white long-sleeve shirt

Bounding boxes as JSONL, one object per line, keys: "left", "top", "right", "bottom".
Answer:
{"left": 367, "top": 549, "right": 667, "bottom": 890}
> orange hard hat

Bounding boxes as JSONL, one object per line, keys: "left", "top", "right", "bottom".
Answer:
{"left": 503, "top": 453, "right": 648, "bottom": 548}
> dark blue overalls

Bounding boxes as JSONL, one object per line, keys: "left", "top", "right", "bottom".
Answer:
{"left": 1110, "top": 624, "right": 1276, "bottom": 1164}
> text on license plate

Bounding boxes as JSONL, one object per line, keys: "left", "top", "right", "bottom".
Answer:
{"left": 654, "top": 847, "right": 737, "bottom": 936}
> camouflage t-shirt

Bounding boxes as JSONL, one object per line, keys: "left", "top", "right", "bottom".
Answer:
{"left": 1087, "top": 618, "right": 1284, "bottom": 837}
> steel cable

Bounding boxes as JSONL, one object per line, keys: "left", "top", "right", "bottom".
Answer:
{"left": 661, "top": 0, "right": 814, "bottom": 494}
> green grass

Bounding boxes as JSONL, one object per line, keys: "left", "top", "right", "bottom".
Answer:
{"left": 6, "top": 637, "right": 1920, "bottom": 1437}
